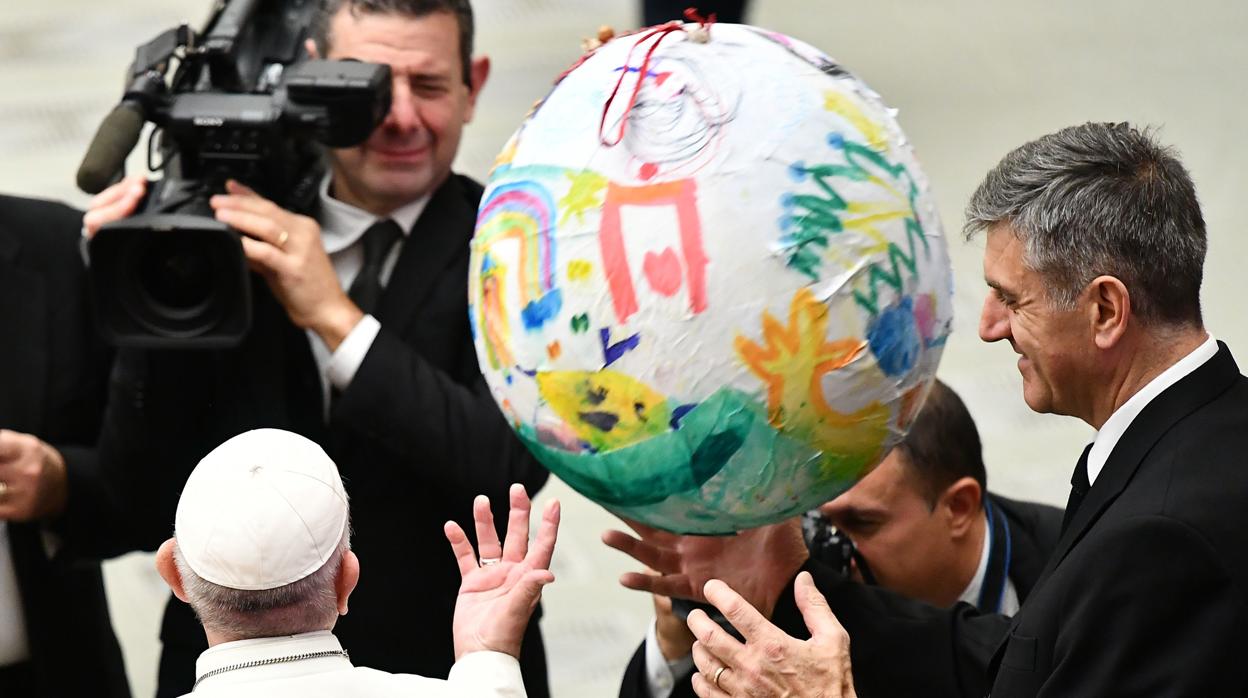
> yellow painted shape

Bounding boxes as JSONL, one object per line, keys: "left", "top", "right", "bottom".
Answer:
{"left": 491, "top": 134, "right": 519, "bottom": 174}
{"left": 537, "top": 370, "right": 672, "bottom": 451}
{"left": 823, "top": 91, "right": 888, "bottom": 151}
{"left": 559, "top": 169, "right": 609, "bottom": 226}
{"left": 735, "top": 288, "right": 890, "bottom": 476}
{"left": 567, "top": 259, "right": 593, "bottom": 282}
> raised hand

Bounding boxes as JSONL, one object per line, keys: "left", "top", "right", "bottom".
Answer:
{"left": 602, "top": 517, "right": 809, "bottom": 618}
{"left": 444, "top": 483, "right": 560, "bottom": 660}
{"left": 687, "top": 572, "right": 857, "bottom": 698}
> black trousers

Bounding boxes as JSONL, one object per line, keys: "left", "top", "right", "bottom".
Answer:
{"left": 643, "top": 0, "right": 749, "bottom": 25}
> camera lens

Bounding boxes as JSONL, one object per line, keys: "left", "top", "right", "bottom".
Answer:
{"left": 114, "top": 226, "right": 239, "bottom": 339}
{"left": 137, "top": 236, "right": 215, "bottom": 314}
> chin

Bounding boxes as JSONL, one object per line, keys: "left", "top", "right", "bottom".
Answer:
{"left": 1021, "top": 386, "right": 1055, "bottom": 415}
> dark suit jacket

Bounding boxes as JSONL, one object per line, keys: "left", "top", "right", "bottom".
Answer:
{"left": 780, "top": 342, "right": 1248, "bottom": 698}
{"left": 618, "top": 493, "right": 1062, "bottom": 698}
{"left": 0, "top": 194, "right": 129, "bottom": 697}
{"left": 82, "top": 174, "right": 550, "bottom": 696}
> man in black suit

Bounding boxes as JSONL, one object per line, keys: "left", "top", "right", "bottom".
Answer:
{"left": 613, "top": 380, "right": 1062, "bottom": 698}
{"left": 610, "top": 122, "right": 1248, "bottom": 697}
{"left": 0, "top": 194, "right": 129, "bottom": 696}
{"left": 80, "top": 1, "right": 549, "bottom": 696}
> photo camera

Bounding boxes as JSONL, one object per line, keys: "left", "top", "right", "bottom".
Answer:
{"left": 78, "top": 0, "right": 391, "bottom": 348}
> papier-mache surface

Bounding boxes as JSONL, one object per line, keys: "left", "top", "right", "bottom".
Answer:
{"left": 468, "top": 23, "right": 953, "bottom": 534}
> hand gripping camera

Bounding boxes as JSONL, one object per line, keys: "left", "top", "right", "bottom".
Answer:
{"left": 78, "top": 0, "right": 391, "bottom": 348}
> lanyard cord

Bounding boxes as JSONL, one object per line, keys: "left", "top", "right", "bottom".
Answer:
{"left": 978, "top": 497, "right": 1013, "bottom": 614}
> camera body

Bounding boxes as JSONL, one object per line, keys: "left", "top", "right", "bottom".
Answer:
{"left": 801, "top": 510, "right": 877, "bottom": 583}
{"left": 84, "top": 0, "right": 391, "bottom": 348}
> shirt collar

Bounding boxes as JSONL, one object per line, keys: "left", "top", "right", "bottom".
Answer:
{"left": 195, "top": 630, "right": 349, "bottom": 685}
{"left": 1087, "top": 333, "right": 1219, "bottom": 485}
{"left": 317, "top": 172, "right": 429, "bottom": 255}
{"left": 957, "top": 510, "right": 992, "bottom": 608}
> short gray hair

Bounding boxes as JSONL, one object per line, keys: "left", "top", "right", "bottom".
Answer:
{"left": 964, "top": 122, "right": 1206, "bottom": 327}
{"left": 173, "top": 525, "right": 350, "bottom": 640}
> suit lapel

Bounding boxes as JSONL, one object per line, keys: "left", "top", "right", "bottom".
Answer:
{"left": 0, "top": 228, "right": 47, "bottom": 432}
{"left": 1045, "top": 342, "right": 1239, "bottom": 573}
{"left": 375, "top": 175, "right": 474, "bottom": 338}
{"left": 988, "top": 342, "right": 1241, "bottom": 681}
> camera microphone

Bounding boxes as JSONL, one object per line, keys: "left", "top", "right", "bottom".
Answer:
{"left": 77, "top": 101, "right": 146, "bottom": 194}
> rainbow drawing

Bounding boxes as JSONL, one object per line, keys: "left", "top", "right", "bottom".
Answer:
{"left": 475, "top": 179, "right": 563, "bottom": 331}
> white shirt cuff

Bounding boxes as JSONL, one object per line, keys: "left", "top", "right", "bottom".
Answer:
{"left": 645, "top": 618, "right": 694, "bottom": 698}
{"left": 327, "top": 314, "right": 381, "bottom": 390}
{"left": 447, "top": 651, "right": 526, "bottom": 697}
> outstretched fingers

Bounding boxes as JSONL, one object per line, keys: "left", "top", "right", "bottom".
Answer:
{"left": 795, "top": 571, "right": 842, "bottom": 639}
{"left": 704, "top": 578, "right": 772, "bottom": 642}
{"left": 526, "top": 498, "right": 561, "bottom": 571}
{"left": 687, "top": 608, "right": 748, "bottom": 668}
{"left": 602, "top": 529, "right": 681, "bottom": 573}
{"left": 619, "top": 570, "right": 694, "bottom": 600}
{"left": 794, "top": 571, "right": 856, "bottom": 698}
{"left": 444, "top": 520, "right": 478, "bottom": 577}
{"left": 501, "top": 484, "right": 532, "bottom": 563}
{"left": 473, "top": 494, "right": 503, "bottom": 563}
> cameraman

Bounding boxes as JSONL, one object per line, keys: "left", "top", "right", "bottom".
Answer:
{"left": 615, "top": 380, "right": 1062, "bottom": 698}
{"left": 80, "top": 1, "right": 550, "bottom": 696}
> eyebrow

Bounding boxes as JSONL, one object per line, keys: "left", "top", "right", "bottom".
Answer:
{"left": 836, "top": 504, "right": 888, "bottom": 520}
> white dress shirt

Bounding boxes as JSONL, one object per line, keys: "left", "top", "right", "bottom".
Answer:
{"left": 0, "top": 522, "right": 31, "bottom": 666}
{"left": 1087, "top": 334, "right": 1218, "bottom": 485}
{"left": 185, "top": 630, "right": 525, "bottom": 697}
{"left": 956, "top": 510, "right": 1019, "bottom": 616}
{"left": 307, "top": 175, "right": 429, "bottom": 408}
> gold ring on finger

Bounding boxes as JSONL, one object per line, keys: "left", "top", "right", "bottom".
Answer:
{"left": 714, "top": 665, "right": 728, "bottom": 689}
{"left": 277, "top": 230, "right": 290, "bottom": 248}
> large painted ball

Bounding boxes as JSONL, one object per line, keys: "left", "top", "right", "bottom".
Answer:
{"left": 469, "top": 23, "right": 953, "bottom": 534}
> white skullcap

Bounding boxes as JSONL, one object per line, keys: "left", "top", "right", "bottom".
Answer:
{"left": 174, "top": 428, "right": 349, "bottom": 591}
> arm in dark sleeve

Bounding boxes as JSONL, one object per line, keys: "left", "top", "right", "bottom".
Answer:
{"left": 331, "top": 326, "right": 548, "bottom": 504}
{"left": 1032, "top": 516, "right": 1246, "bottom": 696}
{"left": 55, "top": 349, "right": 167, "bottom": 559}
{"left": 619, "top": 638, "right": 698, "bottom": 698}
{"left": 769, "top": 559, "right": 1010, "bottom": 698}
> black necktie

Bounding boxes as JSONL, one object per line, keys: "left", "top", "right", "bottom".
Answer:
{"left": 348, "top": 219, "right": 403, "bottom": 315}
{"left": 1060, "top": 444, "right": 1093, "bottom": 535}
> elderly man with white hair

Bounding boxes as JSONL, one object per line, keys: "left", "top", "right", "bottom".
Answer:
{"left": 154, "top": 428, "right": 559, "bottom": 697}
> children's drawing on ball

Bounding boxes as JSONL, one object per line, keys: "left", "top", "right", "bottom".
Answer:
{"left": 469, "top": 22, "right": 953, "bottom": 534}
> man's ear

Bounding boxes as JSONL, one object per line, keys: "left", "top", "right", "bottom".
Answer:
{"left": 336, "top": 550, "right": 360, "bottom": 615}
{"left": 156, "top": 538, "right": 190, "bottom": 603}
{"left": 305, "top": 38, "right": 320, "bottom": 59}
{"left": 463, "top": 56, "right": 491, "bottom": 123}
{"left": 939, "top": 477, "right": 983, "bottom": 539}
{"left": 1087, "top": 275, "right": 1131, "bottom": 351}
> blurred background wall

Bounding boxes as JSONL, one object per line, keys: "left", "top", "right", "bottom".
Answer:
{"left": 3, "top": 0, "right": 1246, "bottom": 694}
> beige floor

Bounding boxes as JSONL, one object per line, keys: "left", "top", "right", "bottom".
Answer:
{"left": 4, "top": 0, "right": 1248, "bottom": 695}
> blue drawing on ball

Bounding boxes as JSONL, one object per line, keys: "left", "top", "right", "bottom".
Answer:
{"left": 867, "top": 297, "right": 921, "bottom": 377}
{"left": 520, "top": 289, "right": 563, "bottom": 331}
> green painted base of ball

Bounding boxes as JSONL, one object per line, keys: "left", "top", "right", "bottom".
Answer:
{"left": 518, "top": 387, "right": 871, "bottom": 534}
